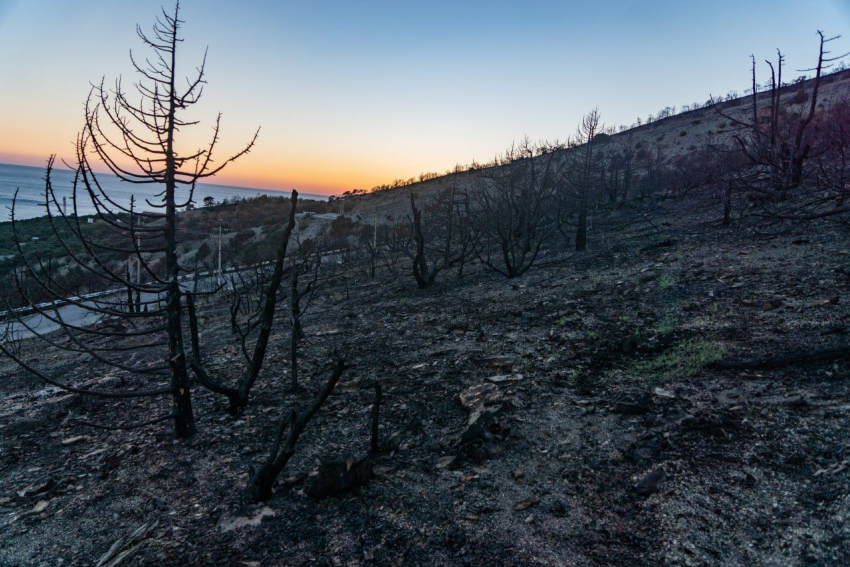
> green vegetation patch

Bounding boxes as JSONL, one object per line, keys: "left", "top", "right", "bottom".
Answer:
{"left": 657, "top": 273, "right": 676, "bottom": 289}
{"left": 629, "top": 337, "right": 725, "bottom": 383}
{"left": 655, "top": 309, "right": 680, "bottom": 336}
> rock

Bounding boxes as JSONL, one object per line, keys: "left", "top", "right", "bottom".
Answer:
{"left": 614, "top": 402, "right": 650, "bottom": 415}
{"left": 680, "top": 410, "right": 732, "bottom": 434}
{"left": 653, "top": 387, "right": 675, "bottom": 399}
{"left": 786, "top": 396, "right": 809, "bottom": 409}
{"left": 17, "top": 478, "right": 56, "bottom": 499}
{"left": 486, "top": 374, "right": 524, "bottom": 384}
{"left": 761, "top": 299, "right": 783, "bottom": 312}
{"left": 635, "top": 467, "right": 664, "bottom": 497}
{"left": 459, "top": 383, "right": 505, "bottom": 426}
{"left": 474, "top": 356, "right": 514, "bottom": 371}
{"left": 435, "top": 456, "right": 455, "bottom": 469}
{"left": 512, "top": 496, "right": 539, "bottom": 511}
{"left": 217, "top": 506, "right": 275, "bottom": 532}
{"left": 307, "top": 455, "right": 374, "bottom": 499}
{"left": 807, "top": 296, "right": 839, "bottom": 308}
{"left": 31, "top": 500, "right": 49, "bottom": 514}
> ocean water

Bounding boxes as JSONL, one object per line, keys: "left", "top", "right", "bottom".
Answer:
{"left": 0, "top": 162, "right": 327, "bottom": 222}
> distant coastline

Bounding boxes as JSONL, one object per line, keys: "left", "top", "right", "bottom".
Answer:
{"left": 0, "top": 162, "right": 329, "bottom": 222}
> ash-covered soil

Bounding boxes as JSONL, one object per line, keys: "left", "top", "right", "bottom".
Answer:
{"left": 1, "top": 195, "right": 848, "bottom": 566}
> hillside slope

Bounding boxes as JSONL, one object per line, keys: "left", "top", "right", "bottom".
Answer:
{"left": 1, "top": 187, "right": 848, "bottom": 565}
{"left": 344, "top": 69, "right": 850, "bottom": 222}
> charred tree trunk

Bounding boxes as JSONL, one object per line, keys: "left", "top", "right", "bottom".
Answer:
{"left": 575, "top": 205, "right": 588, "bottom": 252}
{"left": 4, "top": 4, "right": 258, "bottom": 439}
{"left": 723, "top": 182, "right": 733, "bottom": 226}
{"left": 191, "top": 192, "right": 299, "bottom": 413}
{"left": 290, "top": 266, "right": 300, "bottom": 391}
{"left": 250, "top": 360, "right": 348, "bottom": 502}
{"left": 126, "top": 267, "right": 135, "bottom": 313}
{"left": 163, "top": 19, "right": 195, "bottom": 439}
{"left": 235, "top": 191, "right": 299, "bottom": 405}
{"left": 410, "top": 193, "right": 435, "bottom": 289}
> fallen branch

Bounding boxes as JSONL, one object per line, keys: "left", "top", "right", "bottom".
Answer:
{"left": 96, "top": 521, "right": 158, "bottom": 567}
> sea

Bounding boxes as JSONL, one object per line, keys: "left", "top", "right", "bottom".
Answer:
{"left": 0, "top": 162, "right": 328, "bottom": 222}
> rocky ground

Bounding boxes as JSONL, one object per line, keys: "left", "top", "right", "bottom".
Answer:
{"left": 0, "top": 193, "right": 848, "bottom": 566}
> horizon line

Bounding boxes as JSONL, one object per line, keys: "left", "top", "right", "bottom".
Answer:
{"left": 0, "top": 160, "right": 335, "bottom": 199}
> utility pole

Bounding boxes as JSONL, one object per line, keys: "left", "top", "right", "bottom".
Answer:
{"left": 136, "top": 236, "right": 142, "bottom": 284}
{"left": 217, "top": 225, "right": 223, "bottom": 286}
{"left": 136, "top": 236, "right": 141, "bottom": 285}
{"left": 135, "top": 235, "right": 142, "bottom": 313}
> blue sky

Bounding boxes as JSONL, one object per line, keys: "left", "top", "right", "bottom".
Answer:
{"left": 1, "top": 0, "right": 848, "bottom": 194}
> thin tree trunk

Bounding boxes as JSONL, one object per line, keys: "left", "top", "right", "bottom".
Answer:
{"left": 164, "top": 18, "right": 195, "bottom": 438}
{"left": 575, "top": 205, "right": 587, "bottom": 251}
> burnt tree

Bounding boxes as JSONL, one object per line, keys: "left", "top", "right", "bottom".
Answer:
{"left": 2, "top": 2, "right": 257, "bottom": 438}
{"left": 189, "top": 191, "right": 300, "bottom": 412}
{"left": 406, "top": 187, "right": 472, "bottom": 289}
{"left": 712, "top": 33, "right": 848, "bottom": 201}
{"left": 250, "top": 359, "right": 349, "bottom": 502}
{"left": 561, "top": 110, "right": 604, "bottom": 252}
{"left": 472, "top": 138, "right": 561, "bottom": 277}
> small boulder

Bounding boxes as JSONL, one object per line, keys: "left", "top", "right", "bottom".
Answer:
{"left": 513, "top": 496, "right": 540, "bottom": 511}
{"left": 307, "top": 455, "right": 374, "bottom": 499}
{"left": 653, "top": 387, "right": 675, "bottom": 399}
{"left": 635, "top": 467, "right": 664, "bottom": 497}
{"left": 486, "top": 374, "right": 524, "bottom": 384}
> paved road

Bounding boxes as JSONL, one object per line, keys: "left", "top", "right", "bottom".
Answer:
{"left": 3, "top": 279, "right": 219, "bottom": 341}
{"left": 2, "top": 249, "right": 346, "bottom": 343}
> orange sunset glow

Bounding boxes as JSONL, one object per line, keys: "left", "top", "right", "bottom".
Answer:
{"left": 2, "top": 0, "right": 848, "bottom": 197}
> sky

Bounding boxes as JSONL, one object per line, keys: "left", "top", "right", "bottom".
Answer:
{"left": 1, "top": 0, "right": 848, "bottom": 196}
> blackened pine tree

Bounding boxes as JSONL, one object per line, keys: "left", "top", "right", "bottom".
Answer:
{"left": 1, "top": 2, "right": 258, "bottom": 438}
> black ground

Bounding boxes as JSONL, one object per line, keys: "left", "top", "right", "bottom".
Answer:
{"left": 1, "top": 194, "right": 848, "bottom": 566}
